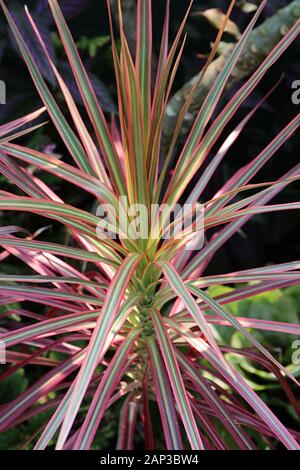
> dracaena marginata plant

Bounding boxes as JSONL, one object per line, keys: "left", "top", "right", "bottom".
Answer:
{"left": 0, "top": 0, "right": 300, "bottom": 450}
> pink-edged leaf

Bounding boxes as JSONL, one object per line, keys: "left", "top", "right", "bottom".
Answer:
{"left": 177, "top": 351, "right": 255, "bottom": 450}
{"left": 33, "top": 293, "right": 140, "bottom": 449}
{"left": 164, "top": 0, "right": 268, "bottom": 203}
{"left": 158, "top": 260, "right": 225, "bottom": 364}
{"left": 56, "top": 253, "right": 141, "bottom": 449}
{"left": 0, "top": 349, "right": 85, "bottom": 432}
{"left": 74, "top": 328, "right": 141, "bottom": 449}
{"left": 116, "top": 393, "right": 139, "bottom": 450}
{"left": 187, "top": 284, "right": 299, "bottom": 386}
{"left": 150, "top": 308, "right": 204, "bottom": 450}
{"left": 0, "top": 0, "right": 94, "bottom": 175}
{"left": 0, "top": 107, "right": 45, "bottom": 138}
{"left": 183, "top": 163, "right": 300, "bottom": 278}
{"left": 166, "top": 318, "right": 300, "bottom": 450}
{"left": 136, "top": 0, "right": 152, "bottom": 134}
{"left": 47, "top": 0, "right": 126, "bottom": 196}
{"left": 146, "top": 336, "right": 183, "bottom": 450}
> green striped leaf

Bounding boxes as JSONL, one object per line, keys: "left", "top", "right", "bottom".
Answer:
{"left": 75, "top": 329, "right": 141, "bottom": 449}
{"left": 146, "top": 336, "right": 183, "bottom": 450}
{"left": 56, "top": 253, "right": 141, "bottom": 448}
{"left": 48, "top": 0, "right": 126, "bottom": 196}
{"left": 150, "top": 308, "right": 204, "bottom": 449}
{"left": 0, "top": 0, "right": 93, "bottom": 175}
